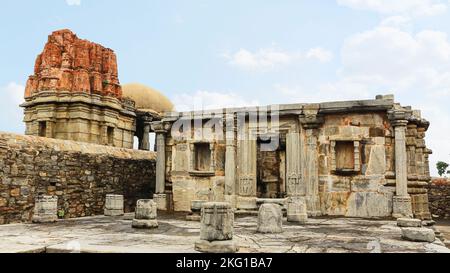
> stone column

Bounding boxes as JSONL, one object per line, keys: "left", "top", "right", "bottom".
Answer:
{"left": 141, "top": 122, "right": 151, "bottom": 151}
{"left": 286, "top": 131, "right": 308, "bottom": 223}
{"left": 224, "top": 114, "right": 236, "bottom": 206}
{"left": 389, "top": 109, "right": 413, "bottom": 218}
{"left": 151, "top": 121, "right": 170, "bottom": 211}
{"left": 299, "top": 105, "right": 323, "bottom": 217}
{"left": 236, "top": 138, "right": 257, "bottom": 210}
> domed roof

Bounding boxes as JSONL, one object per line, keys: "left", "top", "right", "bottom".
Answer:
{"left": 122, "top": 83, "right": 174, "bottom": 114}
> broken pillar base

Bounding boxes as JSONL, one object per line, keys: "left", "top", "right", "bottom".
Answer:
{"left": 392, "top": 196, "right": 413, "bottom": 219}
{"left": 194, "top": 239, "right": 239, "bottom": 253}
{"left": 132, "top": 219, "right": 158, "bottom": 229}
{"left": 257, "top": 204, "right": 283, "bottom": 234}
{"left": 153, "top": 194, "right": 167, "bottom": 211}
{"left": 287, "top": 196, "right": 308, "bottom": 223}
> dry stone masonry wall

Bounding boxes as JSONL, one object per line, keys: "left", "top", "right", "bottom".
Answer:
{"left": 0, "top": 132, "right": 156, "bottom": 225}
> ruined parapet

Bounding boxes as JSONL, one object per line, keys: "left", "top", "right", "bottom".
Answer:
{"left": 257, "top": 203, "right": 283, "bottom": 233}
{"left": 32, "top": 195, "right": 58, "bottom": 223}
{"left": 104, "top": 194, "right": 124, "bottom": 216}
{"left": 132, "top": 199, "right": 158, "bottom": 229}
{"left": 195, "top": 202, "right": 239, "bottom": 253}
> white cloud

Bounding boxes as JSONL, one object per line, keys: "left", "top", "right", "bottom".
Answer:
{"left": 336, "top": 22, "right": 450, "bottom": 176}
{"left": 306, "top": 47, "right": 334, "bottom": 63}
{"left": 224, "top": 48, "right": 298, "bottom": 71}
{"left": 66, "top": 0, "right": 81, "bottom": 6}
{"left": 341, "top": 26, "right": 450, "bottom": 91}
{"left": 224, "top": 47, "right": 332, "bottom": 71}
{"left": 0, "top": 82, "right": 25, "bottom": 134}
{"left": 337, "top": 0, "right": 448, "bottom": 17}
{"left": 379, "top": 16, "right": 412, "bottom": 30}
{"left": 172, "top": 90, "right": 260, "bottom": 112}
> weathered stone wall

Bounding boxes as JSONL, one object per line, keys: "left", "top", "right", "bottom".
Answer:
{"left": 0, "top": 132, "right": 156, "bottom": 225}
{"left": 428, "top": 178, "right": 450, "bottom": 219}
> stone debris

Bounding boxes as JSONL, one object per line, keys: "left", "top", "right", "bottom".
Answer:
{"left": 132, "top": 199, "right": 158, "bottom": 229}
{"left": 257, "top": 203, "right": 283, "bottom": 234}
{"left": 401, "top": 227, "right": 436, "bottom": 243}
{"left": 104, "top": 194, "right": 124, "bottom": 216}
{"left": 397, "top": 218, "right": 422, "bottom": 228}
{"left": 32, "top": 195, "right": 58, "bottom": 223}
{"left": 195, "top": 202, "right": 239, "bottom": 253}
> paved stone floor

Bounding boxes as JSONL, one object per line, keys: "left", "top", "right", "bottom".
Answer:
{"left": 0, "top": 213, "right": 449, "bottom": 253}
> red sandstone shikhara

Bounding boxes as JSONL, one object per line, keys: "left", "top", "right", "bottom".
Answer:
{"left": 25, "top": 29, "right": 122, "bottom": 99}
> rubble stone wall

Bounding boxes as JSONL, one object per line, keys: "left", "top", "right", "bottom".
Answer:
{"left": 428, "top": 178, "right": 450, "bottom": 219}
{"left": 0, "top": 132, "right": 156, "bottom": 225}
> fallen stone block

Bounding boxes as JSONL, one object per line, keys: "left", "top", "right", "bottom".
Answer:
{"left": 397, "top": 218, "right": 422, "bottom": 228}
{"left": 401, "top": 227, "right": 436, "bottom": 243}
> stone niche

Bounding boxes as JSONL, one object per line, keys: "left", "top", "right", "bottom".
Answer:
{"left": 330, "top": 139, "right": 361, "bottom": 174}
{"left": 194, "top": 143, "right": 212, "bottom": 171}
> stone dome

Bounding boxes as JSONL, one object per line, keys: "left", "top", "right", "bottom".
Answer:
{"left": 122, "top": 83, "right": 174, "bottom": 114}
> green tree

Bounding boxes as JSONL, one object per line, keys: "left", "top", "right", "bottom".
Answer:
{"left": 437, "top": 161, "right": 449, "bottom": 177}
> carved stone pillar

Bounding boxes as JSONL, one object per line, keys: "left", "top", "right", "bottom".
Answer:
{"left": 151, "top": 121, "right": 171, "bottom": 210}
{"left": 224, "top": 114, "right": 237, "bottom": 206}
{"left": 299, "top": 105, "right": 323, "bottom": 217}
{"left": 389, "top": 109, "right": 413, "bottom": 218}
{"left": 237, "top": 138, "right": 257, "bottom": 210}
{"left": 286, "top": 132, "right": 303, "bottom": 196}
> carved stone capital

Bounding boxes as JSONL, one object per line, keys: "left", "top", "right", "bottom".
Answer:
{"left": 388, "top": 108, "right": 411, "bottom": 127}
{"left": 151, "top": 121, "right": 171, "bottom": 133}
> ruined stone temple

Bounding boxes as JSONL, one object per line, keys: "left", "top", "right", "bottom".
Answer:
{"left": 21, "top": 29, "right": 173, "bottom": 149}
{"left": 0, "top": 29, "right": 433, "bottom": 225}
{"left": 155, "top": 98, "right": 432, "bottom": 220}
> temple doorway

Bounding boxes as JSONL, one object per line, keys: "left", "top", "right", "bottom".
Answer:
{"left": 256, "top": 136, "right": 286, "bottom": 198}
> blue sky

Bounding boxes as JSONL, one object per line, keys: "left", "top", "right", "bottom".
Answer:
{"left": 0, "top": 0, "right": 449, "bottom": 175}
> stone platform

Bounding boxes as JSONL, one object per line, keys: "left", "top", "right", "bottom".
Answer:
{"left": 0, "top": 213, "right": 448, "bottom": 253}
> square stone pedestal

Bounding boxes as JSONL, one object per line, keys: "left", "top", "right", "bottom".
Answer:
{"left": 104, "top": 194, "right": 124, "bottom": 216}
{"left": 153, "top": 194, "right": 167, "bottom": 211}
{"left": 393, "top": 196, "right": 413, "bottom": 219}
{"left": 32, "top": 195, "right": 58, "bottom": 223}
{"left": 287, "top": 196, "right": 308, "bottom": 223}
